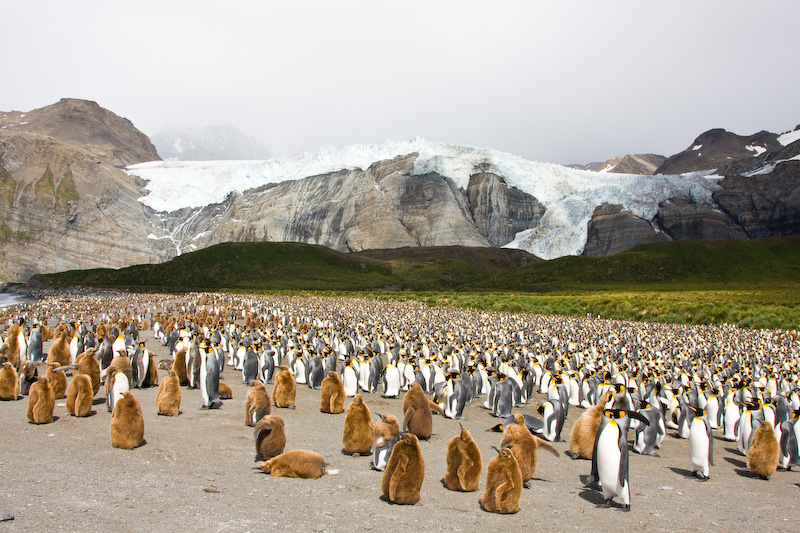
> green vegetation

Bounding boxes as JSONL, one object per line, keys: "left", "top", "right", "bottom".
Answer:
{"left": 33, "top": 236, "right": 800, "bottom": 330}
{"left": 0, "top": 157, "right": 16, "bottom": 206}
{"left": 35, "top": 167, "right": 56, "bottom": 199}
{"left": 55, "top": 170, "right": 79, "bottom": 204}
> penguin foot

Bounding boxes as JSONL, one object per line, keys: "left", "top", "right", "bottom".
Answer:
{"left": 523, "top": 481, "right": 531, "bottom": 489}
{"left": 600, "top": 499, "right": 613, "bottom": 508}
{"left": 622, "top": 504, "right": 630, "bottom": 512}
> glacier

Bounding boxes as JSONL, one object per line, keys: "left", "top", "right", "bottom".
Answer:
{"left": 126, "top": 138, "right": 722, "bottom": 260}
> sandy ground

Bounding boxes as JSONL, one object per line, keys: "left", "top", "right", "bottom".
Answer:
{"left": 1, "top": 327, "right": 799, "bottom": 533}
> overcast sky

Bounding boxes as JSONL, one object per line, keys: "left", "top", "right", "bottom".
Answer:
{"left": 3, "top": 1, "right": 798, "bottom": 165}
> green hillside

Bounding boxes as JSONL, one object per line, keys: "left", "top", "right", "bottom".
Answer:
{"left": 32, "top": 236, "right": 800, "bottom": 330}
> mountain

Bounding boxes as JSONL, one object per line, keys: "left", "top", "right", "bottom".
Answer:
{"left": 2, "top": 98, "right": 799, "bottom": 284}
{"left": 151, "top": 124, "right": 270, "bottom": 160}
{"left": 0, "top": 99, "right": 172, "bottom": 282}
{"left": 655, "top": 127, "right": 800, "bottom": 175}
{"left": 568, "top": 154, "right": 666, "bottom": 175}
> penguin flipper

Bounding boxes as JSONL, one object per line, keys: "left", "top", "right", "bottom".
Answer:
{"left": 403, "top": 406, "right": 416, "bottom": 432}
{"left": 388, "top": 455, "right": 409, "bottom": 501}
{"left": 534, "top": 437, "right": 560, "bottom": 458}
{"left": 427, "top": 398, "right": 444, "bottom": 415}
{"left": 619, "top": 432, "right": 630, "bottom": 489}
{"left": 456, "top": 447, "right": 474, "bottom": 488}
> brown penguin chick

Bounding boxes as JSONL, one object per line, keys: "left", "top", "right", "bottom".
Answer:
{"left": 342, "top": 394, "right": 374, "bottom": 455}
{"left": 173, "top": 348, "right": 189, "bottom": 386}
{"left": 381, "top": 432, "right": 425, "bottom": 505}
{"left": 218, "top": 381, "right": 233, "bottom": 399}
{"left": 156, "top": 370, "right": 181, "bottom": 416}
{"left": 46, "top": 363, "right": 68, "bottom": 399}
{"left": 75, "top": 349, "right": 101, "bottom": 395}
{"left": 481, "top": 447, "right": 523, "bottom": 514}
{"left": 46, "top": 327, "right": 72, "bottom": 367}
{"left": 19, "top": 360, "right": 38, "bottom": 395}
{"left": 320, "top": 371, "right": 345, "bottom": 414}
{"left": 2, "top": 323, "right": 20, "bottom": 368}
{"left": 500, "top": 413, "right": 560, "bottom": 483}
{"left": 0, "top": 361, "right": 20, "bottom": 400}
{"left": 444, "top": 424, "right": 483, "bottom": 492}
{"left": 106, "top": 355, "right": 133, "bottom": 384}
{"left": 142, "top": 352, "right": 159, "bottom": 388}
{"left": 402, "top": 381, "right": 444, "bottom": 440}
{"left": 747, "top": 421, "right": 780, "bottom": 479}
{"left": 111, "top": 391, "right": 145, "bottom": 449}
{"left": 26, "top": 372, "right": 55, "bottom": 424}
{"left": 569, "top": 391, "right": 613, "bottom": 460}
{"left": 373, "top": 413, "right": 400, "bottom": 446}
{"left": 272, "top": 366, "right": 296, "bottom": 409}
{"left": 66, "top": 374, "right": 93, "bottom": 417}
{"left": 258, "top": 450, "right": 325, "bottom": 479}
{"left": 254, "top": 415, "right": 286, "bottom": 461}
{"left": 245, "top": 380, "right": 272, "bottom": 426}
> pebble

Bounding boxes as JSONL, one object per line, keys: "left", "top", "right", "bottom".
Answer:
{"left": 658, "top": 486, "right": 673, "bottom": 490}
{"left": 0, "top": 513, "right": 14, "bottom": 522}
{"left": 313, "top": 526, "right": 324, "bottom": 532}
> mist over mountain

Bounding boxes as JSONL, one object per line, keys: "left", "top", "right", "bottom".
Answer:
{"left": 151, "top": 124, "right": 270, "bottom": 160}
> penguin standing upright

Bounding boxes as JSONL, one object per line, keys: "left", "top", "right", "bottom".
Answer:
{"left": 200, "top": 345, "right": 222, "bottom": 410}
{"left": 538, "top": 400, "right": 565, "bottom": 442}
{"left": 633, "top": 401, "right": 666, "bottom": 457}
{"left": 444, "top": 424, "right": 482, "bottom": 492}
{"left": 27, "top": 324, "right": 44, "bottom": 363}
{"left": 342, "top": 394, "right": 374, "bottom": 456}
{"left": 254, "top": 415, "right": 286, "bottom": 461}
{"left": 26, "top": 371, "right": 55, "bottom": 424}
{"left": 242, "top": 346, "right": 258, "bottom": 385}
{"left": 381, "top": 432, "right": 425, "bottom": 505}
{"left": 371, "top": 413, "right": 401, "bottom": 471}
{"left": 245, "top": 380, "right": 271, "bottom": 426}
{"left": 110, "top": 391, "right": 145, "bottom": 449}
{"left": 481, "top": 446, "right": 523, "bottom": 514}
{"left": 382, "top": 363, "right": 401, "bottom": 398}
{"left": 569, "top": 391, "right": 613, "bottom": 460}
{"left": 320, "top": 371, "right": 345, "bottom": 414}
{"left": 688, "top": 406, "right": 713, "bottom": 480}
{"left": 0, "top": 362, "right": 19, "bottom": 400}
{"left": 272, "top": 366, "right": 296, "bottom": 409}
{"left": 588, "top": 409, "right": 650, "bottom": 510}
{"left": 500, "top": 413, "right": 559, "bottom": 484}
{"left": 66, "top": 374, "right": 93, "bottom": 417}
{"left": 341, "top": 359, "right": 358, "bottom": 397}
{"left": 156, "top": 369, "right": 181, "bottom": 416}
{"left": 402, "top": 381, "right": 443, "bottom": 440}
{"left": 747, "top": 421, "right": 780, "bottom": 479}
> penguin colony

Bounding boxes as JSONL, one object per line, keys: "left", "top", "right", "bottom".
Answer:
{"left": 1, "top": 289, "right": 799, "bottom": 522}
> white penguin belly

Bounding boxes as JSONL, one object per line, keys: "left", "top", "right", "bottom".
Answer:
{"left": 689, "top": 418, "right": 709, "bottom": 476}
{"left": 597, "top": 423, "right": 624, "bottom": 501}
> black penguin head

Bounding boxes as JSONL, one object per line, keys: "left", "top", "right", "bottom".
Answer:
{"left": 488, "top": 424, "right": 504, "bottom": 433}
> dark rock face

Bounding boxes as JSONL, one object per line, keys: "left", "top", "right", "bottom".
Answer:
{"left": 466, "top": 173, "right": 544, "bottom": 246}
{"left": 656, "top": 199, "right": 746, "bottom": 241}
{"left": 583, "top": 204, "right": 670, "bottom": 256}
{"left": 656, "top": 129, "right": 782, "bottom": 175}
{"left": 713, "top": 161, "right": 800, "bottom": 238}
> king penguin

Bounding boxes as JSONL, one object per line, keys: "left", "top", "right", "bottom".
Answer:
{"left": 588, "top": 408, "right": 650, "bottom": 510}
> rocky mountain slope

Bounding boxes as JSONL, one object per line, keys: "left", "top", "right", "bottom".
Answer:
{"left": 0, "top": 99, "right": 171, "bottom": 282}
{"left": 1, "top": 99, "right": 799, "bottom": 283}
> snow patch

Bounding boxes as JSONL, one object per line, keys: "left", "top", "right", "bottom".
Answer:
{"left": 778, "top": 129, "right": 800, "bottom": 146}
{"left": 692, "top": 144, "right": 702, "bottom": 151}
{"left": 746, "top": 145, "right": 766, "bottom": 157}
{"left": 127, "top": 138, "right": 722, "bottom": 260}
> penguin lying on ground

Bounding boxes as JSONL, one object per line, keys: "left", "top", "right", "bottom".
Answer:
{"left": 257, "top": 450, "right": 327, "bottom": 479}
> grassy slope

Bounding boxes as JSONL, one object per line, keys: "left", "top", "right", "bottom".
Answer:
{"left": 34, "top": 236, "right": 800, "bottom": 330}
